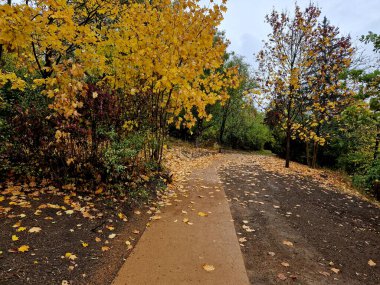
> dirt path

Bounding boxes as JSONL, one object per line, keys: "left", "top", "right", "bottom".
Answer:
{"left": 112, "top": 152, "right": 379, "bottom": 285}
{"left": 112, "top": 156, "right": 250, "bottom": 285}
{"left": 220, "top": 154, "right": 380, "bottom": 284}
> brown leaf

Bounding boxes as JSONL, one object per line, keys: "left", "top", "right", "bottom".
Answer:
{"left": 277, "top": 273, "right": 287, "bottom": 280}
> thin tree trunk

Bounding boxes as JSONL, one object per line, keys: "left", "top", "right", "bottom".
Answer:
{"left": 285, "top": 124, "right": 291, "bottom": 168}
{"left": 312, "top": 141, "right": 318, "bottom": 168}
{"left": 219, "top": 99, "right": 231, "bottom": 148}
{"left": 306, "top": 141, "right": 311, "bottom": 167}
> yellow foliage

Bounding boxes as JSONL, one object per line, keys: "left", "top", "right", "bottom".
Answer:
{"left": 0, "top": 0, "right": 236, "bottom": 132}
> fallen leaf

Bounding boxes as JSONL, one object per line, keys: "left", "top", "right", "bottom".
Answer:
{"left": 368, "top": 259, "right": 376, "bottom": 267}
{"left": 101, "top": 246, "right": 110, "bottom": 252}
{"left": 108, "top": 233, "right": 116, "bottom": 239}
{"left": 28, "top": 227, "right": 42, "bottom": 233}
{"left": 238, "top": 237, "right": 247, "bottom": 243}
{"left": 183, "top": 218, "right": 189, "bottom": 223}
{"left": 95, "top": 237, "right": 101, "bottom": 242}
{"left": 118, "top": 212, "right": 127, "bottom": 220}
{"left": 65, "top": 252, "right": 77, "bottom": 260}
{"left": 202, "top": 264, "right": 215, "bottom": 272}
{"left": 12, "top": 235, "right": 19, "bottom": 241}
{"left": 198, "top": 212, "right": 208, "bottom": 217}
{"left": 95, "top": 187, "right": 103, "bottom": 194}
{"left": 281, "top": 262, "right": 290, "bottom": 267}
{"left": 132, "top": 230, "right": 140, "bottom": 234}
{"left": 81, "top": 242, "right": 89, "bottom": 248}
{"left": 268, "top": 251, "right": 276, "bottom": 257}
{"left": 125, "top": 241, "right": 133, "bottom": 250}
{"left": 106, "top": 225, "right": 115, "bottom": 231}
{"left": 331, "top": 268, "right": 340, "bottom": 274}
{"left": 242, "top": 225, "right": 255, "bottom": 232}
{"left": 18, "top": 245, "right": 29, "bottom": 252}
{"left": 277, "top": 273, "right": 287, "bottom": 280}
{"left": 16, "top": 227, "right": 26, "bottom": 232}
{"left": 282, "top": 240, "right": 293, "bottom": 247}
{"left": 65, "top": 210, "right": 74, "bottom": 215}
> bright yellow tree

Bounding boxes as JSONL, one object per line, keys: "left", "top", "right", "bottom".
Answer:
{"left": 0, "top": 0, "right": 237, "bottom": 166}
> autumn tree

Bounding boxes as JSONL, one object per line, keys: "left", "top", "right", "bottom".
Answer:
{"left": 0, "top": 0, "right": 237, "bottom": 185}
{"left": 257, "top": 4, "right": 321, "bottom": 168}
{"left": 301, "top": 17, "right": 353, "bottom": 168}
{"left": 258, "top": 4, "right": 353, "bottom": 168}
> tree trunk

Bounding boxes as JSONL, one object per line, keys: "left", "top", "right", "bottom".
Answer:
{"left": 219, "top": 99, "right": 231, "bottom": 146}
{"left": 285, "top": 125, "right": 291, "bottom": 168}
{"left": 311, "top": 141, "right": 318, "bottom": 168}
{"left": 306, "top": 141, "right": 311, "bottom": 167}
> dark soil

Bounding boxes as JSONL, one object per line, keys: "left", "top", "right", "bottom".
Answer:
{"left": 0, "top": 181, "right": 157, "bottom": 285}
{"left": 219, "top": 162, "right": 380, "bottom": 285}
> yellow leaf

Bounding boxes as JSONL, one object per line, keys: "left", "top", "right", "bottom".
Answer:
{"left": 202, "top": 264, "right": 215, "bottom": 272}
{"left": 18, "top": 245, "right": 29, "bottom": 252}
{"left": 101, "top": 246, "right": 110, "bottom": 252}
{"left": 95, "top": 187, "right": 103, "bottom": 194}
{"left": 17, "top": 227, "right": 27, "bottom": 232}
{"left": 81, "top": 242, "right": 89, "bottom": 248}
{"left": 12, "top": 235, "right": 19, "bottom": 241}
{"left": 125, "top": 241, "right": 133, "bottom": 250}
{"left": 65, "top": 210, "right": 74, "bottom": 215}
{"left": 0, "top": 196, "right": 4, "bottom": 202}
{"left": 197, "top": 212, "right": 208, "bottom": 217}
{"left": 151, "top": 215, "right": 161, "bottom": 220}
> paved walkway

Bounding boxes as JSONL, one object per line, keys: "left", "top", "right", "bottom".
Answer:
{"left": 112, "top": 157, "right": 249, "bottom": 285}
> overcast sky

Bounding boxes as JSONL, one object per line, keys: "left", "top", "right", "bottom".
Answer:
{"left": 202, "top": 0, "right": 380, "bottom": 67}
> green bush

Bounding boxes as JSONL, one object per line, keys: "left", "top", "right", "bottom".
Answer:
{"left": 102, "top": 132, "right": 145, "bottom": 182}
{"left": 223, "top": 111, "right": 273, "bottom": 150}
